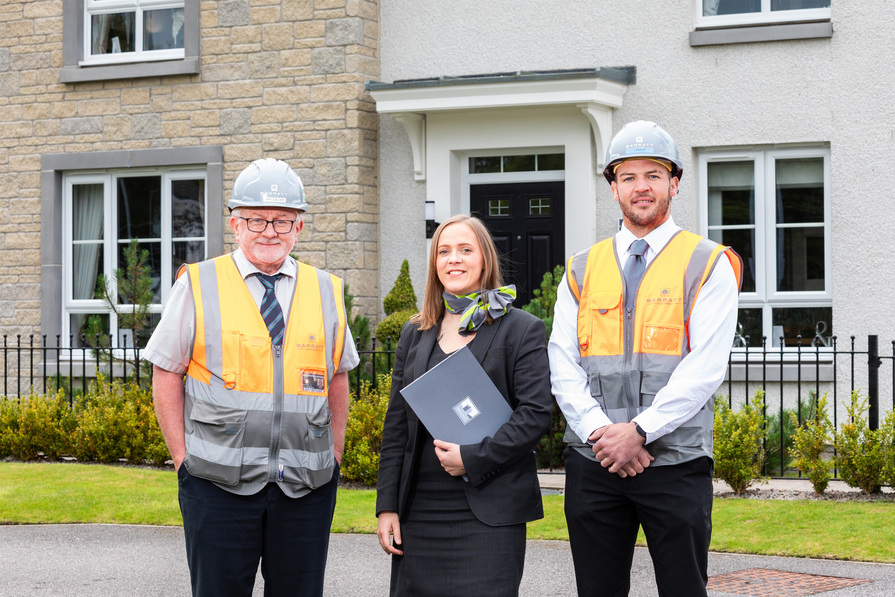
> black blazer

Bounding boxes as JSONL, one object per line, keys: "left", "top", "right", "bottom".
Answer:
{"left": 376, "top": 308, "right": 553, "bottom": 526}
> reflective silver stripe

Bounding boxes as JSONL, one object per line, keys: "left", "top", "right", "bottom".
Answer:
{"left": 195, "top": 259, "right": 223, "bottom": 375}
{"left": 280, "top": 447, "right": 334, "bottom": 471}
{"left": 567, "top": 248, "right": 591, "bottom": 305}
{"left": 315, "top": 268, "right": 338, "bottom": 381}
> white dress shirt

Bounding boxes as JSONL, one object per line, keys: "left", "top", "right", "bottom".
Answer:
{"left": 547, "top": 217, "right": 738, "bottom": 445}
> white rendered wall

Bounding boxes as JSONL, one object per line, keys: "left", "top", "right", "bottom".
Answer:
{"left": 376, "top": 0, "right": 895, "bottom": 352}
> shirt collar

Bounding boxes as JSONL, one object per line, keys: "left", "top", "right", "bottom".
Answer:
{"left": 616, "top": 217, "right": 680, "bottom": 259}
{"left": 232, "top": 248, "right": 297, "bottom": 281}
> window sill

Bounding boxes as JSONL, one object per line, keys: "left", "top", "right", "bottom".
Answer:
{"left": 690, "top": 20, "right": 833, "bottom": 47}
{"left": 59, "top": 56, "right": 199, "bottom": 83}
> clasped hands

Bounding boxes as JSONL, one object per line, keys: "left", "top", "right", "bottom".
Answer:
{"left": 588, "top": 422, "right": 654, "bottom": 477}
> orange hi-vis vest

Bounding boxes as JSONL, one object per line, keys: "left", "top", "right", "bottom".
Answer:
{"left": 182, "top": 255, "right": 347, "bottom": 497}
{"left": 566, "top": 230, "right": 742, "bottom": 466}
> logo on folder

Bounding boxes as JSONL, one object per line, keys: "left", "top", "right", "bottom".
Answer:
{"left": 453, "top": 396, "right": 481, "bottom": 426}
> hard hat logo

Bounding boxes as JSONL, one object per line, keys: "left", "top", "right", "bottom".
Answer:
{"left": 603, "top": 120, "right": 683, "bottom": 184}
{"left": 229, "top": 158, "right": 308, "bottom": 212}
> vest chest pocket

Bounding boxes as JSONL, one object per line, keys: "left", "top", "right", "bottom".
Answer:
{"left": 222, "top": 331, "right": 272, "bottom": 392}
{"left": 583, "top": 291, "right": 623, "bottom": 355}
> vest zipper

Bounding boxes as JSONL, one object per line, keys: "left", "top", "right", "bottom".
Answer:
{"left": 269, "top": 343, "right": 285, "bottom": 483}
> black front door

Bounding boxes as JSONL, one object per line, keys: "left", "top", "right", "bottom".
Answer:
{"left": 470, "top": 181, "right": 565, "bottom": 307}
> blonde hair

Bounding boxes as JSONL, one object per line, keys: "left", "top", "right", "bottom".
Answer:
{"left": 413, "top": 214, "right": 504, "bottom": 330}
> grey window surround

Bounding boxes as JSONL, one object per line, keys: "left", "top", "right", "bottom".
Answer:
{"left": 40, "top": 146, "right": 224, "bottom": 344}
{"left": 690, "top": 20, "right": 833, "bottom": 46}
{"left": 60, "top": 0, "right": 199, "bottom": 83}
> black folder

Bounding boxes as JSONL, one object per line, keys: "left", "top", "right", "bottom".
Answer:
{"left": 399, "top": 345, "right": 512, "bottom": 445}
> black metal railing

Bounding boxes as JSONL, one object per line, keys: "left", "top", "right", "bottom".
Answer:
{"left": 3, "top": 332, "right": 894, "bottom": 476}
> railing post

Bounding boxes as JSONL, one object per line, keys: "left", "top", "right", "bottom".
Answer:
{"left": 867, "top": 335, "right": 879, "bottom": 431}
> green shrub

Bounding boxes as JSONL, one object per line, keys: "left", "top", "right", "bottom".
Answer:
{"left": 71, "top": 377, "right": 168, "bottom": 465}
{"left": 521, "top": 264, "right": 564, "bottom": 339}
{"left": 713, "top": 391, "right": 766, "bottom": 495}
{"left": 835, "top": 391, "right": 886, "bottom": 494}
{"left": 881, "top": 409, "right": 895, "bottom": 489}
{"left": 790, "top": 393, "right": 833, "bottom": 494}
{"left": 342, "top": 374, "right": 392, "bottom": 486}
{"left": 375, "top": 308, "right": 416, "bottom": 346}
{"left": 762, "top": 396, "right": 817, "bottom": 477}
{"left": 0, "top": 391, "right": 76, "bottom": 461}
{"left": 382, "top": 259, "right": 417, "bottom": 316}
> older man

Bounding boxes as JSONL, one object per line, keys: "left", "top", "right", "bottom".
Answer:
{"left": 145, "top": 158, "right": 359, "bottom": 597}
{"left": 549, "top": 122, "right": 742, "bottom": 596}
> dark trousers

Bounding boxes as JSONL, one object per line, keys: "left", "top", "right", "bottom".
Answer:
{"left": 178, "top": 464, "right": 340, "bottom": 597}
{"left": 563, "top": 449, "right": 713, "bottom": 597}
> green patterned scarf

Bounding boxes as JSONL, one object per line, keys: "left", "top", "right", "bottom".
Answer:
{"left": 443, "top": 285, "right": 517, "bottom": 335}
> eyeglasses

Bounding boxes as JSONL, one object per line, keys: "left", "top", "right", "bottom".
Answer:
{"left": 238, "top": 217, "right": 296, "bottom": 234}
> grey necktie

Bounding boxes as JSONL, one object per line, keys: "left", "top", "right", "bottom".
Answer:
{"left": 623, "top": 239, "right": 649, "bottom": 308}
{"left": 254, "top": 273, "right": 286, "bottom": 345}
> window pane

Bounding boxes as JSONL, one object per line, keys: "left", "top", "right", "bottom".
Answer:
{"left": 776, "top": 158, "right": 824, "bottom": 224}
{"left": 772, "top": 0, "right": 830, "bottom": 10}
{"left": 117, "top": 240, "right": 162, "bottom": 303}
{"left": 734, "top": 307, "right": 763, "bottom": 347}
{"left": 503, "top": 155, "right": 536, "bottom": 172}
{"left": 777, "top": 226, "right": 825, "bottom": 291}
{"left": 91, "top": 12, "right": 135, "bottom": 55}
{"left": 173, "top": 241, "right": 206, "bottom": 283}
{"left": 772, "top": 307, "right": 833, "bottom": 347}
{"left": 171, "top": 179, "right": 205, "bottom": 238}
{"left": 537, "top": 154, "right": 565, "bottom": 171}
{"left": 529, "top": 197, "right": 551, "bottom": 216}
{"left": 117, "top": 176, "right": 161, "bottom": 239}
{"left": 144, "top": 8, "right": 185, "bottom": 51}
{"left": 488, "top": 199, "right": 509, "bottom": 217}
{"left": 709, "top": 228, "right": 755, "bottom": 293}
{"left": 705, "top": 0, "right": 760, "bottom": 16}
{"left": 470, "top": 157, "right": 500, "bottom": 174}
{"left": 707, "top": 161, "right": 754, "bottom": 226}
{"left": 72, "top": 245, "right": 104, "bottom": 300}
{"left": 73, "top": 184, "right": 105, "bottom": 240}
{"left": 71, "top": 313, "right": 110, "bottom": 347}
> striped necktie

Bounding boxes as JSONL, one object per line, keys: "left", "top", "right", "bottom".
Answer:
{"left": 254, "top": 273, "right": 286, "bottom": 346}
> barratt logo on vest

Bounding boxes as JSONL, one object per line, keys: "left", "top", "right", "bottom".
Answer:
{"left": 644, "top": 288, "right": 682, "bottom": 304}
{"left": 297, "top": 333, "right": 325, "bottom": 351}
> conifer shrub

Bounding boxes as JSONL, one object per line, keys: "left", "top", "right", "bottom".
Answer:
{"left": 835, "top": 391, "right": 886, "bottom": 494}
{"left": 0, "top": 391, "right": 76, "bottom": 461}
{"left": 790, "top": 392, "right": 833, "bottom": 494}
{"left": 880, "top": 409, "right": 895, "bottom": 490}
{"left": 382, "top": 259, "right": 417, "bottom": 316}
{"left": 342, "top": 374, "right": 392, "bottom": 486}
{"left": 713, "top": 391, "right": 766, "bottom": 494}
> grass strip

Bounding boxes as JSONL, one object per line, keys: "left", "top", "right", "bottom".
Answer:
{"left": 2, "top": 463, "right": 893, "bottom": 563}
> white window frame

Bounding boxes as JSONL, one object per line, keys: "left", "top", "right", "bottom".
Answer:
{"left": 82, "top": 0, "right": 186, "bottom": 67}
{"left": 695, "top": 0, "right": 831, "bottom": 29}
{"left": 698, "top": 146, "right": 832, "bottom": 352}
{"left": 62, "top": 166, "right": 208, "bottom": 348}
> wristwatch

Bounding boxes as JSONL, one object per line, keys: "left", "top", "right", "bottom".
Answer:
{"left": 633, "top": 422, "right": 647, "bottom": 439}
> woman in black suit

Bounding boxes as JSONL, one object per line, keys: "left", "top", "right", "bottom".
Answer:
{"left": 376, "top": 214, "right": 553, "bottom": 596}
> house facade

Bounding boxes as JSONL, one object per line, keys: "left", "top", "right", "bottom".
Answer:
{"left": 1, "top": 1, "right": 893, "bottom": 413}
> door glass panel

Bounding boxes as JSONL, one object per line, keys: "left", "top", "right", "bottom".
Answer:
{"left": 470, "top": 157, "right": 500, "bottom": 174}
{"left": 488, "top": 199, "right": 509, "bottom": 217}
{"left": 537, "top": 154, "right": 565, "bottom": 171}
{"left": 117, "top": 176, "right": 161, "bottom": 239}
{"left": 529, "top": 197, "right": 551, "bottom": 216}
{"left": 775, "top": 158, "right": 824, "bottom": 224}
{"left": 771, "top": 307, "right": 833, "bottom": 347}
{"left": 91, "top": 12, "right": 136, "bottom": 55}
{"left": 502, "top": 155, "right": 535, "bottom": 172}
{"left": 144, "top": 8, "right": 185, "bottom": 51}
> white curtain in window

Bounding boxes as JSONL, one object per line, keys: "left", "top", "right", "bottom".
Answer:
{"left": 704, "top": 0, "right": 721, "bottom": 15}
{"left": 72, "top": 184, "right": 104, "bottom": 301}
{"left": 91, "top": 14, "right": 112, "bottom": 55}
